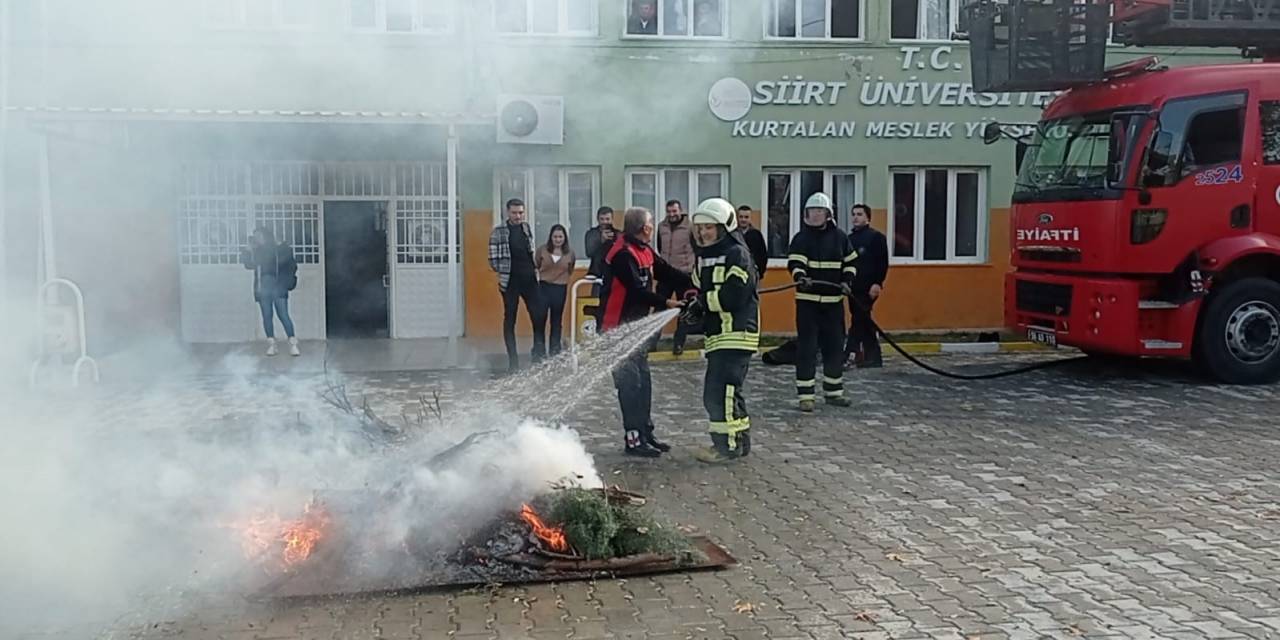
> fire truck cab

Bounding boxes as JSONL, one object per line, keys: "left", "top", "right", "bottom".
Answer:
{"left": 967, "top": 0, "right": 1280, "bottom": 383}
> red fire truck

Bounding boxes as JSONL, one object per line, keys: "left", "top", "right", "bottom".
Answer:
{"left": 967, "top": 0, "right": 1280, "bottom": 383}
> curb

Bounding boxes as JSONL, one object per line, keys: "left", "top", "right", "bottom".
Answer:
{"left": 644, "top": 342, "right": 1047, "bottom": 362}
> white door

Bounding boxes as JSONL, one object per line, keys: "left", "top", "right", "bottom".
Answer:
{"left": 391, "top": 197, "right": 457, "bottom": 338}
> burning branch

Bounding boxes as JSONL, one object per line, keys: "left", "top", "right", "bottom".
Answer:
{"left": 229, "top": 498, "right": 332, "bottom": 573}
{"left": 520, "top": 504, "right": 569, "bottom": 553}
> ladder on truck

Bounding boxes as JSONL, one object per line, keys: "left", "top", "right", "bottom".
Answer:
{"left": 963, "top": 0, "right": 1280, "bottom": 93}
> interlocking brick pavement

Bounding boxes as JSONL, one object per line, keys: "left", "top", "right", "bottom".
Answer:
{"left": 16, "top": 352, "right": 1280, "bottom": 639}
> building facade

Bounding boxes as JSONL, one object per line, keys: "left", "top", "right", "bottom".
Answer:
{"left": 0, "top": 0, "right": 1224, "bottom": 352}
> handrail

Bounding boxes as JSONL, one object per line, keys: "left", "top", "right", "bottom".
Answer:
{"left": 28, "top": 278, "right": 99, "bottom": 388}
{"left": 569, "top": 276, "right": 602, "bottom": 374}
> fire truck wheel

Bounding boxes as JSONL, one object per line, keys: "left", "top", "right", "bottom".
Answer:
{"left": 1195, "top": 277, "right": 1280, "bottom": 385}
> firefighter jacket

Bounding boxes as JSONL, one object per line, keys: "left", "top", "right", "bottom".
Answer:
{"left": 787, "top": 221, "right": 858, "bottom": 304}
{"left": 599, "top": 234, "right": 693, "bottom": 331}
{"left": 692, "top": 230, "right": 760, "bottom": 353}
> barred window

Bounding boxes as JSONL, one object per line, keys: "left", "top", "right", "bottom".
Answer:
{"left": 396, "top": 199, "right": 460, "bottom": 264}
{"left": 255, "top": 202, "right": 320, "bottom": 264}
{"left": 178, "top": 199, "right": 250, "bottom": 265}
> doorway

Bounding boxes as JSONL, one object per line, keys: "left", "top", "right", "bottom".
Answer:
{"left": 323, "top": 201, "right": 390, "bottom": 338}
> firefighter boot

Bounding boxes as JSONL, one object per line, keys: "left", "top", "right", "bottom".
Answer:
{"left": 825, "top": 395, "right": 852, "bottom": 407}
{"left": 643, "top": 422, "right": 671, "bottom": 453}
{"left": 799, "top": 399, "right": 816, "bottom": 412}
{"left": 694, "top": 433, "right": 741, "bottom": 465}
{"left": 624, "top": 429, "right": 661, "bottom": 458}
{"left": 738, "top": 430, "right": 752, "bottom": 457}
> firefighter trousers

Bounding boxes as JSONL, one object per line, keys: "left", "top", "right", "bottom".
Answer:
{"left": 704, "top": 350, "right": 752, "bottom": 451}
{"left": 796, "top": 301, "right": 846, "bottom": 400}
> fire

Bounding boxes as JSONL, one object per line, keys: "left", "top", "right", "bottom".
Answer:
{"left": 520, "top": 503, "right": 568, "bottom": 553}
{"left": 230, "top": 499, "right": 331, "bottom": 571}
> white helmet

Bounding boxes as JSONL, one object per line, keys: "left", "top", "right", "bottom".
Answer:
{"left": 692, "top": 197, "right": 738, "bottom": 233}
{"left": 805, "top": 192, "right": 834, "bottom": 216}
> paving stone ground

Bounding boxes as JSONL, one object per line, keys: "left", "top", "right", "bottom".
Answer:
{"left": 17, "top": 352, "right": 1280, "bottom": 640}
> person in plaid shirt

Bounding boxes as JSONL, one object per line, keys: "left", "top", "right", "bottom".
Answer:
{"left": 489, "top": 198, "right": 546, "bottom": 372}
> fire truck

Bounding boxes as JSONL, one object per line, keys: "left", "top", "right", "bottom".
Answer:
{"left": 966, "top": 0, "right": 1280, "bottom": 383}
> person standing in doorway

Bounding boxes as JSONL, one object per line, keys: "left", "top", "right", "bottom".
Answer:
{"left": 584, "top": 206, "right": 616, "bottom": 297}
{"left": 599, "top": 207, "right": 693, "bottom": 457}
{"left": 736, "top": 204, "right": 769, "bottom": 280}
{"left": 536, "top": 224, "right": 576, "bottom": 357}
{"left": 240, "top": 226, "right": 301, "bottom": 357}
{"left": 845, "top": 204, "right": 889, "bottom": 369}
{"left": 787, "top": 193, "right": 857, "bottom": 412}
{"left": 488, "top": 198, "right": 546, "bottom": 372}
{"left": 656, "top": 199, "right": 695, "bottom": 356}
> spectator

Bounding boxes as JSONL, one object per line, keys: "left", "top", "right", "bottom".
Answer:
{"left": 656, "top": 199, "right": 695, "bottom": 356}
{"left": 583, "top": 206, "right": 616, "bottom": 296}
{"left": 488, "top": 198, "right": 546, "bottom": 372}
{"left": 736, "top": 204, "right": 769, "bottom": 279}
{"left": 240, "top": 226, "right": 300, "bottom": 357}
{"left": 627, "top": 0, "right": 658, "bottom": 34}
{"left": 536, "top": 224, "right": 576, "bottom": 357}
{"left": 694, "top": 0, "right": 720, "bottom": 36}
{"left": 845, "top": 204, "right": 889, "bottom": 369}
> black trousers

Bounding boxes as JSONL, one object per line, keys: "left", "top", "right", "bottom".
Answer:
{"left": 612, "top": 350, "right": 653, "bottom": 447}
{"left": 845, "top": 292, "right": 881, "bottom": 363}
{"left": 655, "top": 281, "right": 689, "bottom": 350}
{"left": 796, "top": 301, "right": 845, "bottom": 399}
{"left": 502, "top": 275, "right": 546, "bottom": 368}
{"left": 540, "top": 282, "right": 567, "bottom": 356}
{"left": 704, "top": 350, "right": 752, "bottom": 448}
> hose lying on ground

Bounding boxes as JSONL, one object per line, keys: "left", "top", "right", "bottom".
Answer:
{"left": 753, "top": 279, "right": 1088, "bottom": 381}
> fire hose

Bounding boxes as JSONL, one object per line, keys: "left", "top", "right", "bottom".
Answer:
{"left": 681, "top": 279, "right": 1087, "bottom": 381}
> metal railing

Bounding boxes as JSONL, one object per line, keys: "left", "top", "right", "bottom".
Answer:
{"left": 29, "top": 278, "right": 100, "bottom": 388}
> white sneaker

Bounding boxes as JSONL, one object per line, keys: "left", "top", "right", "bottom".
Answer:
{"left": 266, "top": 338, "right": 278, "bottom": 357}
{"left": 288, "top": 337, "right": 301, "bottom": 357}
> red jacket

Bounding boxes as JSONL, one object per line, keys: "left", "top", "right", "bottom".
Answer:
{"left": 598, "top": 235, "right": 693, "bottom": 331}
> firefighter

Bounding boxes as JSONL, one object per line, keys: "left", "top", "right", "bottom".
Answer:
{"left": 681, "top": 198, "right": 760, "bottom": 464}
{"left": 598, "top": 207, "right": 694, "bottom": 457}
{"left": 787, "top": 192, "right": 857, "bottom": 412}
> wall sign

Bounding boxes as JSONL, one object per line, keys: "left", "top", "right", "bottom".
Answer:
{"left": 709, "top": 46, "right": 1055, "bottom": 141}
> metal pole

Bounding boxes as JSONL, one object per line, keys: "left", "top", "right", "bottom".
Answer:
{"left": 38, "top": 133, "right": 55, "bottom": 287}
{"left": 0, "top": 0, "right": 11, "bottom": 303}
{"left": 446, "top": 124, "right": 460, "bottom": 367}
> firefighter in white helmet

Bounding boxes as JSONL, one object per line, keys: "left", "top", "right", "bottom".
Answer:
{"left": 682, "top": 197, "right": 760, "bottom": 463}
{"left": 787, "top": 192, "right": 857, "bottom": 412}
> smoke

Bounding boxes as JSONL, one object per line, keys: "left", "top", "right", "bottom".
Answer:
{"left": 0, "top": 307, "right": 605, "bottom": 637}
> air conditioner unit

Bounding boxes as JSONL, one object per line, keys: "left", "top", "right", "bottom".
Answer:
{"left": 496, "top": 94, "right": 564, "bottom": 145}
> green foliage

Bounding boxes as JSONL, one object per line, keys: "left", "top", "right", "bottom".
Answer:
{"left": 546, "top": 488, "right": 690, "bottom": 560}
{"left": 548, "top": 488, "right": 618, "bottom": 560}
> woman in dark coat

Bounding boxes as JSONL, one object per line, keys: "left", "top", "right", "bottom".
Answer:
{"left": 240, "top": 226, "right": 300, "bottom": 356}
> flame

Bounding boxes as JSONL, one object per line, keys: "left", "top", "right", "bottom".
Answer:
{"left": 230, "top": 500, "right": 331, "bottom": 571}
{"left": 520, "top": 503, "right": 568, "bottom": 553}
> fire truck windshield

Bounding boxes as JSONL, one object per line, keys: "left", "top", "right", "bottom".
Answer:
{"left": 1013, "top": 109, "right": 1147, "bottom": 204}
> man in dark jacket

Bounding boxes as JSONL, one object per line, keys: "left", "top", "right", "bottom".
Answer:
{"left": 684, "top": 198, "right": 760, "bottom": 464}
{"left": 583, "top": 206, "right": 616, "bottom": 295}
{"left": 787, "top": 192, "right": 857, "bottom": 412}
{"left": 489, "top": 198, "right": 546, "bottom": 372}
{"left": 599, "top": 207, "right": 693, "bottom": 458}
{"left": 845, "top": 204, "right": 889, "bottom": 369}
{"left": 736, "top": 204, "right": 769, "bottom": 279}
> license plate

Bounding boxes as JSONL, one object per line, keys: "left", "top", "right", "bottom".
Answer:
{"left": 1027, "top": 327, "right": 1058, "bottom": 348}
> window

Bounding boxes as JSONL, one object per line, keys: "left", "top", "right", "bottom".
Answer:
{"left": 496, "top": 167, "right": 600, "bottom": 260}
{"left": 1142, "top": 92, "right": 1246, "bottom": 187}
{"left": 889, "top": 168, "right": 986, "bottom": 263}
{"left": 1261, "top": 101, "right": 1279, "bottom": 165}
{"left": 761, "top": 169, "right": 864, "bottom": 259}
{"left": 204, "top": 0, "right": 313, "bottom": 29}
{"left": 766, "top": 0, "right": 862, "bottom": 39}
{"left": 890, "top": 0, "right": 956, "bottom": 40}
{"left": 496, "top": 0, "right": 596, "bottom": 35}
{"left": 625, "top": 167, "right": 728, "bottom": 219}
{"left": 626, "top": 0, "right": 726, "bottom": 37}
{"left": 349, "top": 0, "right": 452, "bottom": 33}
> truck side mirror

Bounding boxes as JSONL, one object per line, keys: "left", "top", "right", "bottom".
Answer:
{"left": 982, "top": 122, "right": 1003, "bottom": 145}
